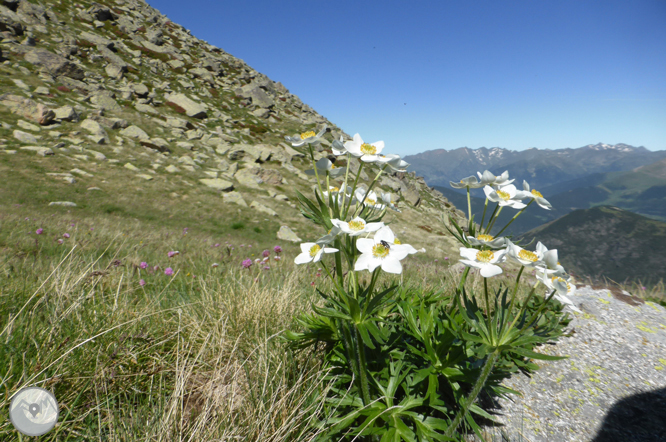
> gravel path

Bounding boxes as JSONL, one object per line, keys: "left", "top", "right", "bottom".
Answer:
{"left": 470, "top": 285, "right": 666, "bottom": 442}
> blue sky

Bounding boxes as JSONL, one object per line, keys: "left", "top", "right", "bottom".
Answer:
{"left": 151, "top": 0, "right": 666, "bottom": 157}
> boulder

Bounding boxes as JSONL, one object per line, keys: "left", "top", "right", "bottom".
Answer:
{"left": 165, "top": 165, "right": 179, "bottom": 173}
{"left": 146, "top": 28, "right": 163, "bottom": 45}
{"left": 79, "top": 31, "right": 113, "bottom": 48}
{"left": 105, "top": 63, "right": 126, "bottom": 79}
{"left": 17, "top": 0, "right": 48, "bottom": 24}
{"left": 236, "top": 84, "right": 274, "bottom": 108}
{"left": 165, "top": 116, "right": 192, "bottom": 129}
{"left": 0, "top": 94, "right": 55, "bottom": 125}
{"left": 250, "top": 201, "right": 277, "bottom": 217}
{"left": 13, "top": 130, "right": 39, "bottom": 143}
{"left": 54, "top": 105, "right": 79, "bottom": 122}
{"left": 234, "top": 167, "right": 262, "bottom": 189}
{"left": 140, "top": 138, "right": 171, "bottom": 153}
{"left": 223, "top": 191, "right": 248, "bottom": 207}
{"left": 252, "top": 108, "right": 270, "bottom": 119}
{"left": 257, "top": 168, "right": 283, "bottom": 186}
{"left": 277, "top": 226, "right": 301, "bottom": 243}
{"left": 90, "top": 93, "right": 121, "bottom": 112}
{"left": 20, "top": 146, "right": 53, "bottom": 156}
{"left": 24, "top": 48, "right": 84, "bottom": 80}
{"left": 165, "top": 93, "right": 207, "bottom": 118}
{"left": 189, "top": 67, "right": 215, "bottom": 85}
{"left": 130, "top": 83, "right": 149, "bottom": 97}
{"left": 200, "top": 178, "right": 234, "bottom": 191}
{"left": 400, "top": 181, "right": 421, "bottom": 207}
{"left": 0, "top": 5, "right": 25, "bottom": 36}
{"left": 49, "top": 201, "right": 77, "bottom": 207}
{"left": 120, "top": 125, "right": 149, "bottom": 140}
{"left": 80, "top": 119, "right": 109, "bottom": 144}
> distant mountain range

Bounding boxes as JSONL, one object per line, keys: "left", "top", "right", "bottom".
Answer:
{"left": 515, "top": 206, "right": 666, "bottom": 286}
{"left": 405, "top": 143, "right": 666, "bottom": 197}
{"left": 432, "top": 156, "right": 666, "bottom": 237}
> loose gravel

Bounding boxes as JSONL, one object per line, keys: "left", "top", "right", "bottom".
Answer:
{"left": 470, "top": 285, "right": 666, "bottom": 442}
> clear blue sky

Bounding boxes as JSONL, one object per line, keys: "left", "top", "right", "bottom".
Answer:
{"left": 151, "top": 0, "right": 666, "bottom": 157}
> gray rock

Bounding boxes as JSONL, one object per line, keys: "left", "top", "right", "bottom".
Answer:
{"left": 13, "top": 130, "right": 39, "bottom": 143}
{"left": 0, "top": 5, "right": 25, "bottom": 36}
{"left": 24, "top": 48, "right": 84, "bottom": 80}
{"left": 176, "top": 141, "right": 194, "bottom": 150}
{"left": 200, "top": 178, "right": 234, "bottom": 191}
{"left": 234, "top": 167, "right": 263, "bottom": 189}
{"left": 34, "top": 86, "right": 50, "bottom": 95}
{"left": 277, "top": 225, "right": 301, "bottom": 243}
{"left": 130, "top": 83, "right": 149, "bottom": 97}
{"left": 17, "top": 120, "right": 40, "bottom": 131}
{"left": 165, "top": 93, "right": 207, "bottom": 118}
{"left": 0, "top": 94, "right": 55, "bottom": 125}
{"left": 120, "top": 125, "right": 149, "bottom": 140}
{"left": 146, "top": 28, "right": 164, "bottom": 45}
{"left": 20, "top": 145, "right": 53, "bottom": 156}
{"left": 165, "top": 116, "right": 192, "bottom": 129}
{"left": 189, "top": 67, "right": 215, "bottom": 85}
{"left": 135, "top": 103, "right": 158, "bottom": 114}
{"left": 168, "top": 59, "right": 185, "bottom": 69}
{"left": 250, "top": 201, "right": 278, "bottom": 216}
{"left": 236, "top": 84, "right": 274, "bottom": 108}
{"left": 165, "top": 165, "right": 179, "bottom": 173}
{"left": 54, "top": 105, "right": 79, "bottom": 122}
{"left": 80, "top": 119, "right": 109, "bottom": 144}
{"left": 79, "top": 31, "right": 113, "bottom": 48}
{"left": 90, "top": 93, "right": 121, "bottom": 112}
{"left": 252, "top": 108, "right": 270, "bottom": 119}
{"left": 222, "top": 191, "right": 248, "bottom": 207}
{"left": 86, "top": 149, "right": 107, "bottom": 160}
{"left": 105, "top": 63, "right": 125, "bottom": 79}
{"left": 116, "top": 16, "right": 140, "bottom": 34}
{"left": 140, "top": 138, "right": 171, "bottom": 153}
{"left": 257, "top": 168, "right": 283, "bottom": 186}
{"left": 400, "top": 181, "right": 421, "bottom": 207}
{"left": 48, "top": 201, "right": 77, "bottom": 207}
{"left": 136, "top": 174, "right": 153, "bottom": 180}
{"left": 124, "top": 163, "right": 138, "bottom": 171}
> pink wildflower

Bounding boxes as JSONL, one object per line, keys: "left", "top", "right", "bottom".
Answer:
{"left": 213, "top": 243, "right": 220, "bottom": 247}
{"left": 212, "top": 263, "right": 219, "bottom": 268}
{"left": 63, "top": 233, "right": 70, "bottom": 238}
{"left": 262, "top": 249, "right": 270, "bottom": 258}
{"left": 139, "top": 279, "right": 146, "bottom": 286}
{"left": 57, "top": 239, "right": 64, "bottom": 244}
{"left": 263, "top": 266, "right": 270, "bottom": 271}
{"left": 164, "top": 267, "right": 174, "bottom": 276}
{"left": 274, "top": 246, "right": 282, "bottom": 254}
{"left": 274, "top": 256, "right": 281, "bottom": 261}
{"left": 168, "top": 251, "right": 179, "bottom": 258}
{"left": 242, "top": 259, "right": 252, "bottom": 269}
{"left": 36, "top": 228, "right": 43, "bottom": 235}
{"left": 140, "top": 262, "right": 148, "bottom": 269}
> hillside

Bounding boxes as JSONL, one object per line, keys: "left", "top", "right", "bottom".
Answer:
{"left": 0, "top": 0, "right": 466, "bottom": 260}
{"left": 516, "top": 205, "right": 666, "bottom": 286}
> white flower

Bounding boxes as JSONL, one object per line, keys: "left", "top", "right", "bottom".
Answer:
{"left": 285, "top": 125, "right": 327, "bottom": 147}
{"left": 477, "top": 170, "right": 515, "bottom": 188}
{"left": 323, "top": 183, "right": 356, "bottom": 205}
{"left": 376, "top": 154, "right": 410, "bottom": 172}
{"left": 483, "top": 184, "right": 527, "bottom": 209}
{"left": 538, "top": 271, "right": 581, "bottom": 313}
{"left": 331, "top": 216, "right": 384, "bottom": 237}
{"left": 506, "top": 240, "right": 545, "bottom": 267}
{"left": 331, "top": 136, "right": 348, "bottom": 156}
{"left": 466, "top": 233, "right": 508, "bottom": 249}
{"left": 459, "top": 247, "right": 507, "bottom": 278}
{"left": 516, "top": 180, "right": 552, "bottom": 210}
{"left": 380, "top": 192, "right": 401, "bottom": 212}
{"left": 534, "top": 242, "right": 567, "bottom": 277}
{"left": 305, "top": 157, "right": 346, "bottom": 178}
{"left": 450, "top": 175, "right": 484, "bottom": 189}
{"left": 294, "top": 241, "right": 338, "bottom": 264}
{"left": 354, "top": 226, "right": 416, "bottom": 274}
{"left": 354, "top": 188, "right": 386, "bottom": 210}
{"left": 344, "top": 133, "right": 385, "bottom": 163}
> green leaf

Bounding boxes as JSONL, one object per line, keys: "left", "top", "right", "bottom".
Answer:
{"left": 312, "top": 303, "right": 352, "bottom": 321}
{"left": 356, "top": 323, "right": 376, "bottom": 349}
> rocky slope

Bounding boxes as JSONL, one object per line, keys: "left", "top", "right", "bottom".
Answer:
{"left": 0, "top": 0, "right": 466, "bottom": 259}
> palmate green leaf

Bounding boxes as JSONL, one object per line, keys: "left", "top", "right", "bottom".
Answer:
{"left": 364, "top": 284, "right": 399, "bottom": 317}
{"left": 356, "top": 323, "right": 376, "bottom": 349}
{"left": 393, "top": 416, "right": 418, "bottom": 442}
{"left": 312, "top": 303, "right": 352, "bottom": 321}
{"left": 295, "top": 190, "right": 328, "bottom": 227}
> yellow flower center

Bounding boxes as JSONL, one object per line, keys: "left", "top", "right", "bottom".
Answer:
{"left": 531, "top": 189, "right": 543, "bottom": 198}
{"left": 348, "top": 220, "right": 365, "bottom": 231}
{"left": 367, "top": 198, "right": 376, "bottom": 205}
{"left": 331, "top": 164, "right": 337, "bottom": 169}
{"left": 372, "top": 243, "right": 390, "bottom": 258}
{"left": 330, "top": 186, "right": 339, "bottom": 192}
{"left": 394, "top": 238, "right": 401, "bottom": 245}
{"left": 360, "top": 143, "right": 377, "bottom": 155}
{"left": 309, "top": 244, "right": 321, "bottom": 257}
{"left": 300, "top": 131, "right": 316, "bottom": 139}
{"left": 518, "top": 249, "right": 538, "bottom": 262}
{"left": 496, "top": 189, "right": 510, "bottom": 200}
{"left": 551, "top": 276, "right": 571, "bottom": 292}
{"left": 476, "top": 250, "right": 494, "bottom": 263}
{"left": 477, "top": 234, "right": 494, "bottom": 241}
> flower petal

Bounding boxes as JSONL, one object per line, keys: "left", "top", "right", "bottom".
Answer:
{"left": 381, "top": 257, "right": 403, "bottom": 274}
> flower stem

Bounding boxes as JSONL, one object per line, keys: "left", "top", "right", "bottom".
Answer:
{"left": 351, "top": 164, "right": 389, "bottom": 219}
{"left": 444, "top": 348, "right": 501, "bottom": 438}
{"left": 485, "top": 205, "right": 503, "bottom": 235}
{"left": 467, "top": 187, "right": 472, "bottom": 225}
{"left": 483, "top": 204, "right": 500, "bottom": 235}
{"left": 479, "top": 197, "right": 489, "bottom": 232}
{"left": 483, "top": 277, "right": 494, "bottom": 344}
{"left": 494, "top": 200, "right": 533, "bottom": 237}
{"left": 343, "top": 161, "right": 364, "bottom": 220}
{"left": 354, "top": 323, "right": 372, "bottom": 405}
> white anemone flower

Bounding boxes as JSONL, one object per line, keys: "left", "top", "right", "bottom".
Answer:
{"left": 459, "top": 247, "right": 507, "bottom": 278}
{"left": 323, "top": 183, "right": 356, "bottom": 205}
{"left": 466, "top": 233, "right": 508, "bottom": 249}
{"left": 477, "top": 170, "right": 515, "bottom": 188}
{"left": 331, "top": 216, "right": 384, "bottom": 237}
{"left": 534, "top": 242, "right": 567, "bottom": 277}
{"left": 285, "top": 125, "right": 327, "bottom": 147}
{"left": 294, "top": 241, "right": 338, "bottom": 265}
{"left": 331, "top": 136, "right": 348, "bottom": 156}
{"left": 516, "top": 180, "right": 552, "bottom": 210}
{"left": 380, "top": 192, "right": 401, "bottom": 212}
{"left": 344, "top": 133, "right": 385, "bottom": 163}
{"left": 376, "top": 154, "right": 410, "bottom": 172}
{"left": 483, "top": 184, "right": 527, "bottom": 209}
{"left": 450, "top": 175, "right": 484, "bottom": 189}
{"left": 354, "top": 226, "right": 416, "bottom": 274}
{"left": 538, "top": 271, "right": 582, "bottom": 313}
{"left": 506, "top": 240, "right": 545, "bottom": 267}
{"left": 305, "top": 157, "right": 346, "bottom": 178}
{"left": 354, "top": 188, "right": 386, "bottom": 210}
